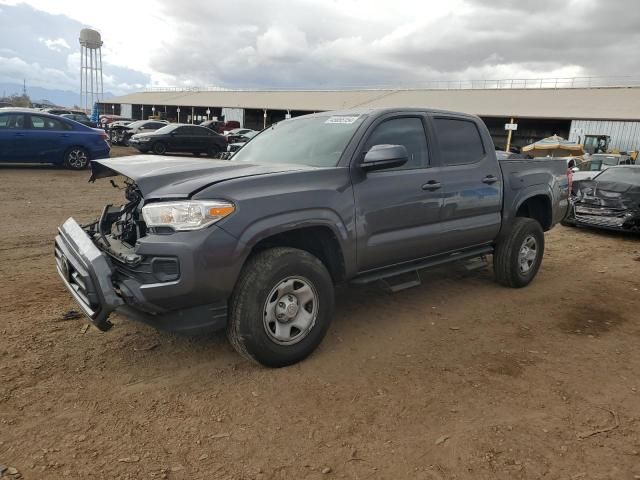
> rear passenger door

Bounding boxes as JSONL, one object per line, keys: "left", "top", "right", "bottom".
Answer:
{"left": 168, "top": 126, "right": 196, "bottom": 152}
{"left": 28, "top": 115, "right": 72, "bottom": 163}
{"left": 352, "top": 114, "right": 444, "bottom": 272}
{"left": 190, "top": 127, "right": 211, "bottom": 152}
{"left": 429, "top": 115, "right": 502, "bottom": 251}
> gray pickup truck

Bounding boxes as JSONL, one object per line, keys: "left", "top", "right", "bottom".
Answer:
{"left": 55, "top": 108, "right": 569, "bottom": 366}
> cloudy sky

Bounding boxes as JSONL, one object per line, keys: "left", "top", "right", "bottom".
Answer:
{"left": 0, "top": 0, "right": 638, "bottom": 96}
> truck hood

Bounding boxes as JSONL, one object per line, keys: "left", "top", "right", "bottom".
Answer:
{"left": 90, "top": 155, "right": 311, "bottom": 199}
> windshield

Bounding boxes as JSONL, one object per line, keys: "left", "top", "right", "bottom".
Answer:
{"left": 127, "top": 120, "right": 146, "bottom": 129}
{"left": 153, "top": 124, "right": 180, "bottom": 135}
{"left": 232, "top": 114, "right": 366, "bottom": 167}
{"left": 590, "top": 155, "right": 619, "bottom": 165}
{"left": 594, "top": 167, "right": 640, "bottom": 185}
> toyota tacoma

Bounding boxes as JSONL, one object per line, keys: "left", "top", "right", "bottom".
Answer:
{"left": 55, "top": 108, "right": 570, "bottom": 367}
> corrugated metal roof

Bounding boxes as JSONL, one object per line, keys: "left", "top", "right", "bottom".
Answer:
{"left": 103, "top": 86, "right": 640, "bottom": 120}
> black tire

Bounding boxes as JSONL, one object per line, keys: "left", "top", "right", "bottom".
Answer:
{"left": 227, "top": 247, "right": 335, "bottom": 367}
{"left": 493, "top": 217, "right": 545, "bottom": 288}
{"left": 64, "top": 147, "right": 89, "bottom": 170}
{"left": 192, "top": 151, "right": 203, "bottom": 156}
{"left": 207, "top": 144, "right": 222, "bottom": 157}
{"left": 152, "top": 142, "right": 167, "bottom": 155}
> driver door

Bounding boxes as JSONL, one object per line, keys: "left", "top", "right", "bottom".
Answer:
{"left": 351, "top": 114, "right": 444, "bottom": 272}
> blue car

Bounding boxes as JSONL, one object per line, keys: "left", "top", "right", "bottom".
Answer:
{"left": 0, "top": 108, "right": 110, "bottom": 169}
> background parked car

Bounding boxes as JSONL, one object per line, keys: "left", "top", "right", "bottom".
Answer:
{"left": 564, "top": 165, "right": 640, "bottom": 232}
{"left": 129, "top": 123, "right": 227, "bottom": 156}
{"left": 60, "top": 113, "right": 95, "bottom": 128}
{"left": 572, "top": 153, "right": 635, "bottom": 181}
{"left": 226, "top": 130, "right": 259, "bottom": 152}
{"left": 43, "top": 108, "right": 86, "bottom": 116}
{"left": 106, "top": 119, "right": 134, "bottom": 143}
{"left": 200, "top": 119, "right": 241, "bottom": 134}
{"left": 226, "top": 129, "right": 258, "bottom": 144}
{"left": 224, "top": 127, "right": 254, "bottom": 137}
{"left": 0, "top": 108, "right": 110, "bottom": 169}
{"left": 114, "top": 120, "right": 169, "bottom": 145}
{"left": 99, "top": 114, "right": 133, "bottom": 128}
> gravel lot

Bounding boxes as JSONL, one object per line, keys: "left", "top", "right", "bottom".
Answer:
{"left": 1, "top": 155, "right": 639, "bottom": 479}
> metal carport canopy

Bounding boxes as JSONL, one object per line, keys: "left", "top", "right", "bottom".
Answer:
{"left": 104, "top": 86, "right": 640, "bottom": 121}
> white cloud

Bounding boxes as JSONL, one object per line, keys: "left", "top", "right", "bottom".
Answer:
{"left": 39, "top": 37, "right": 70, "bottom": 52}
{"left": 0, "top": 55, "right": 75, "bottom": 90}
{"left": 1, "top": 0, "right": 639, "bottom": 92}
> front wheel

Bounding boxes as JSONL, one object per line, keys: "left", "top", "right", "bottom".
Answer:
{"left": 65, "top": 147, "right": 89, "bottom": 170}
{"left": 227, "top": 247, "right": 335, "bottom": 367}
{"left": 493, "top": 217, "right": 544, "bottom": 288}
{"left": 152, "top": 142, "right": 167, "bottom": 155}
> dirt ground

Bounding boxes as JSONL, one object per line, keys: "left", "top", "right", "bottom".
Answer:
{"left": 1, "top": 155, "right": 640, "bottom": 480}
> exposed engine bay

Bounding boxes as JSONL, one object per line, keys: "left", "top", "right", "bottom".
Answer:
{"left": 82, "top": 179, "right": 146, "bottom": 264}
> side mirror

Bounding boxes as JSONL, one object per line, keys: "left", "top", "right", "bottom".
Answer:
{"left": 571, "top": 167, "right": 579, "bottom": 173}
{"left": 362, "top": 144, "right": 408, "bottom": 172}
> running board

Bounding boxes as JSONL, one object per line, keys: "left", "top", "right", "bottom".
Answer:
{"left": 380, "top": 271, "right": 422, "bottom": 292}
{"left": 350, "top": 246, "right": 494, "bottom": 286}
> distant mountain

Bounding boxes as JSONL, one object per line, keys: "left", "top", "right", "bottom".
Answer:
{"left": 0, "top": 82, "right": 115, "bottom": 108}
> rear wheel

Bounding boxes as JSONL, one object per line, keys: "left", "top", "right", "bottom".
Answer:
{"left": 227, "top": 247, "right": 334, "bottom": 367}
{"left": 65, "top": 147, "right": 89, "bottom": 170}
{"left": 207, "top": 145, "right": 222, "bottom": 157}
{"left": 152, "top": 142, "right": 167, "bottom": 155}
{"left": 494, "top": 217, "right": 544, "bottom": 288}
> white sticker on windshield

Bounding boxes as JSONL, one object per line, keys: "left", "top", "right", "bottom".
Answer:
{"left": 325, "top": 115, "right": 360, "bottom": 124}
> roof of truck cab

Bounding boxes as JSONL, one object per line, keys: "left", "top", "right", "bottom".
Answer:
{"left": 298, "top": 107, "right": 482, "bottom": 119}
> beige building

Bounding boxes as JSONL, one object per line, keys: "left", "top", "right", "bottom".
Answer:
{"left": 101, "top": 85, "right": 640, "bottom": 152}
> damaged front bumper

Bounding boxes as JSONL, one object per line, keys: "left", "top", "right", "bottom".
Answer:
{"left": 569, "top": 203, "right": 640, "bottom": 232}
{"left": 55, "top": 218, "right": 123, "bottom": 330}
{"left": 54, "top": 217, "right": 232, "bottom": 333}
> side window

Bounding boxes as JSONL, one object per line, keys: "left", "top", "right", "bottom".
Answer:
{"left": 433, "top": 118, "right": 485, "bottom": 165}
{"left": 364, "top": 117, "right": 429, "bottom": 169}
{"left": 30, "top": 115, "right": 67, "bottom": 131}
{"left": 0, "top": 114, "right": 27, "bottom": 129}
{"left": 182, "top": 126, "right": 202, "bottom": 135}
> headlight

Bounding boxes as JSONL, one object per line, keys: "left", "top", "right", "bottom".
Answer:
{"left": 138, "top": 137, "right": 151, "bottom": 142}
{"left": 142, "top": 200, "right": 235, "bottom": 231}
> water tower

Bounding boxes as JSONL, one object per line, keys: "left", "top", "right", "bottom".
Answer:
{"left": 79, "top": 28, "right": 104, "bottom": 112}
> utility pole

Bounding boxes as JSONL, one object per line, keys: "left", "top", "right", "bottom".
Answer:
{"left": 22, "top": 79, "right": 27, "bottom": 96}
{"left": 505, "top": 117, "right": 517, "bottom": 152}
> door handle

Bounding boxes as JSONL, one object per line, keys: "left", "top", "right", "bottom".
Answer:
{"left": 482, "top": 175, "right": 498, "bottom": 184}
{"left": 422, "top": 180, "right": 441, "bottom": 191}
{"left": 14, "top": 132, "right": 25, "bottom": 136}
{"left": 60, "top": 134, "right": 70, "bottom": 138}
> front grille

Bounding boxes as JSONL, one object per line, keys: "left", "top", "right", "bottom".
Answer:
{"left": 575, "top": 214, "right": 626, "bottom": 228}
{"left": 55, "top": 242, "right": 100, "bottom": 312}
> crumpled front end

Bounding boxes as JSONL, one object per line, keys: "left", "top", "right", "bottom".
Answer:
{"left": 568, "top": 180, "right": 640, "bottom": 232}
{"left": 54, "top": 177, "right": 239, "bottom": 334}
